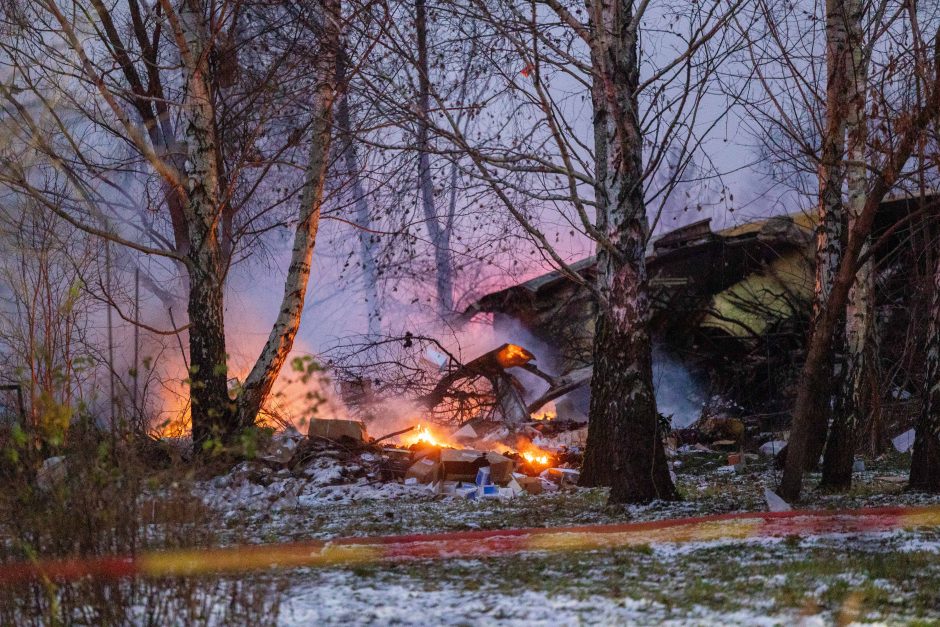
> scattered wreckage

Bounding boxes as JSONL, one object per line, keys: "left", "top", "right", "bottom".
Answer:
{"left": 291, "top": 412, "right": 585, "bottom": 500}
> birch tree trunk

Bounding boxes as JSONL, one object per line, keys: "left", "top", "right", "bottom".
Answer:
{"left": 177, "top": 2, "right": 236, "bottom": 448}
{"left": 823, "top": 0, "right": 871, "bottom": 489}
{"left": 415, "top": 0, "right": 455, "bottom": 316}
{"left": 909, "top": 252, "right": 940, "bottom": 491}
{"left": 578, "top": 0, "right": 677, "bottom": 503}
{"left": 778, "top": 54, "right": 940, "bottom": 500}
{"left": 801, "top": 0, "right": 852, "bottom": 472}
{"left": 780, "top": 0, "right": 850, "bottom": 484}
{"left": 236, "top": 0, "right": 340, "bottom": 428}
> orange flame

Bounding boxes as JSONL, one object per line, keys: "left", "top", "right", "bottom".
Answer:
{"left": 521, "top": 451, "right": 550, "bottom": 465}
{"left": 521, "top": 446, "right": 553, "bottom": 467}
{"left": 399, "top": 424, "right": 450, "bottom": 449}
{"left": 496, "top": 343, "right": 534, "bottom": 368}
{"left": 533, "top": 401, "right": 556, "bottom": 421}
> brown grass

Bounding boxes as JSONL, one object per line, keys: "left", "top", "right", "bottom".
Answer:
{"left": 0, "top": 418, "right": 285, "bottom": 626}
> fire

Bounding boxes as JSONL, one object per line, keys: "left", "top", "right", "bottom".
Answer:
{"left": 400, "top": 424, "right": 450, "bottom": 449}
{"left": 521, "top": 447, "right": 553, "bottom": 467}
{"left": 533, "top": 401, "right": 556, "bottom": 421}
{"left": 496, "top": 343, "right": 535, "bottom": 368}
{"left": 522, "top": 451, "right": 550, "bottom": 465}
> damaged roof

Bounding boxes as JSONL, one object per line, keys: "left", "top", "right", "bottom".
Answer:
{"left": 465, "top": 212, "right": 816, "bottom": 336}
{"left": 465, "top": 194, "right": 937, "bottom": 342}
{"left": 700, "top": 248, "right": 814, "bottom": 338}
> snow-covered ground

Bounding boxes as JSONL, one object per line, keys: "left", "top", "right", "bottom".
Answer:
{"left": 275, "top": 527, "right": 940, "bottom": 625}
{"left": 180, "top": 446, "right": 940, "bottom": 624}
{"left": 279, "top": 569, "right": 799, "bottom": 626}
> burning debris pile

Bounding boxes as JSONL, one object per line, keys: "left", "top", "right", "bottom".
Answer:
{"left": 291, "top": 415, "right": 584, "bottom": 500}
{"left": 393, "top": 420, "right": 583, "bottom": 498}
{"left": 205, "top": 341, "right": 591, "bottom": 511}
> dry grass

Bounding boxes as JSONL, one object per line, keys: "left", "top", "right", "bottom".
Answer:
{"left": 0, "top": 420, "right": 285, "bottom": 626}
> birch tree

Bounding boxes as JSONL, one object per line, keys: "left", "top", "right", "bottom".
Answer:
{"left": 415, "top": 0, "right": 455, "bottom": 316}
{"left": 357, "top": 0, "right": 743, "bottom": 502}
{"left": 0, "top": 0, "right": 345, "bottom": 450}
{"left": 779, "top": 6, "right": 940, "bottom": 500}
{"left": 334, "top": 50, "right": 383, "bottom": 337}
{"left": 821, "top": 0, "right": 872, "bottom": 489}
{"left": 800, "top": 0, "right": 852, "bottom": 473}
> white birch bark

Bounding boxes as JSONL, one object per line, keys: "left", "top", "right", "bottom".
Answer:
{"left": 237, "top": 0, "right": 341, "bottom": 426}
{"left": 580, "top": 0, "right": 676, "bottom": 503}
{"left": 842, "top": 0, "right": 873, "bottom": 432}
{"left": 176, "top": 1, "right": 234, "bottom": 445}
{"left": 799, "top": 0, "right": 851, "bottom": 470}
{"left": 822, "top": 0, "right": 871, "bottom": 487}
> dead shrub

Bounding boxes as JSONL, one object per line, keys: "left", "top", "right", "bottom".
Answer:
{"left": 0, "top": 418, "right": 286, "bottom": 625}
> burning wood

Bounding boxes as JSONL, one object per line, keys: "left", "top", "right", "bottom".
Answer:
{"left": 495, "top": 343, "right": 535, "bottom": 368}
{"left": 419, "top": 343, "right": 535, "bottom": 426}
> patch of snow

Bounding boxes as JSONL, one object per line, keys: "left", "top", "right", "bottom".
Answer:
{"left": 279, "top": 570, "right": 793, "bottom": 626}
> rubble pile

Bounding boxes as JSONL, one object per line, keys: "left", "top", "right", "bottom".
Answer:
{"left": 266, "top": 417, "right": 586, "bottom": 502}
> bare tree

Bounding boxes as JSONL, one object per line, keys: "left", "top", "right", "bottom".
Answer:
{"left": 0, "top": 0, "right": 345, "bottom": 451}
{"left": 910, "top": 194, "right": 940, "bottom": 489}
{"left": 822, "top": 0, "right": 872, "bottom": 489}
{"left": 415, "top": 0, "right": 455, "bottom": 316}
{"left": 354, "top": 0, "right": 744, "bottom": 502}
{"left": 0, "top": 203, "right": 99, "bottom": 440}
{"left": 780, "top": 5, "right": 940, "bottom": 500}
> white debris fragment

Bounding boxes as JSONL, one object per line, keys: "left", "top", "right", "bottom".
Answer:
{"left": 451, "top": 423, "right": 478, "bottom": 440}
{"left": 763, "top": 489, "right": 791, "bottom": 512}
{"left": 892, "top": 429, "right": 915, "bottom": 453}
{"left": 424, "top": 347, "right": 450, "bottom": 371}
{"left": 758, "top": 441, "right": 787, "bottom": 456}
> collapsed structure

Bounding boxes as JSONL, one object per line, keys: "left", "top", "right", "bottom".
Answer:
{"left": 289, "top": 197, "right": 938, "bottom": 499}
{"left": 463, "top": 195, "right": 938, "bottom": 446}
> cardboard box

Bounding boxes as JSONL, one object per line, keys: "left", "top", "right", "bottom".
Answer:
{"left": 456, "top": 485, "right": 478, "bottom": 499}
{"left": 545, "top": 467, "right": 580, "bottom": 486}
{"left": 480, "top": 484, "right": 500, "bottom": 497}
{"left": 405, "top": 458, "right": 440, "bottom": 484}
{"left": 441, "top": 449, "right": 487, "bottom": 481}
{"left": 515, "top": 475, "right": 543, "bottom": 495}
{"left": 308, "top": 418, "right": 369, "bottom": 442}
{"left": 412, "top": 445, "right": 441, "bottom": 462}
{"left": 484, "top": 451, "right": 515, "bottom": 484}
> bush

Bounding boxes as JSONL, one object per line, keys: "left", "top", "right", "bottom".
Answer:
{"left": 0, "top": 420, "right": 285, "bottom": 625}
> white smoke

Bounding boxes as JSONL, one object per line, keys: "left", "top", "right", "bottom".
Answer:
{"left": 652, "top": 346, "right": 706, "bottom": 428}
